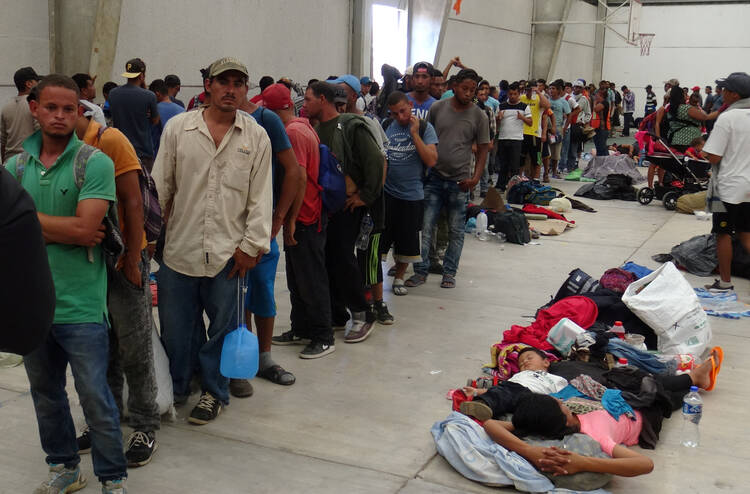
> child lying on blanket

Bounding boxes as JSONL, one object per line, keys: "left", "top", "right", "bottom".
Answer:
{"left": 461, "top": 347, "right": 719, "bottom": 422}
{"left": 483, "top": 395, "right": 654, "bottom": 477}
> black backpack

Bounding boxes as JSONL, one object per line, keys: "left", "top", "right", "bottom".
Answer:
{"left": 493, "top": 210, "right": 530, "bottom": 245}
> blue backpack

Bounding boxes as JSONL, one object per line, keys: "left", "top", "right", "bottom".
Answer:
{"left": 507, "top": 180, "right": 559, "bottom": 205}
{"left": 318, "top": 143, "right": 347, "bottom": 213}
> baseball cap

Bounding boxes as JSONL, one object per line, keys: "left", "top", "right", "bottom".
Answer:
{"left": 573, "top": 78, "right": 586, "bottom": 87}
{"left": 261, "top": 83, "right": 293, "bottom": 111}
{"left": 14, "top": 67, "right": 40, "bottom": 87}
{"left": 715, "top": 72, "right": 750, "bottom": 98}
{"left": 333, "top": 87, "right": 348, "bottom": 105}
{"left": 691, "top": 86, "right": 700, "bottom": 92}
{"left": 331, "top": 74, "right": 361, "bottom": 94}
{"left": 164, "top": 74, "right": 181, "bottom": 86}
{"left": 645, "top": 84, "right": 653, "bottom": 90}
{"left": 122, "top": 58, "right": 146, "bottom": 78}
{"left": 208, "top": 57, "right": 249, "bottom": 78}
{"left": 413, "top": 62, "right": 433, "bottom": 75}
{"left": 360, "top": 76, "right": 372, "bottom": 85}
{"left": 663, "top": 78, "right": 680, "bottom": 87}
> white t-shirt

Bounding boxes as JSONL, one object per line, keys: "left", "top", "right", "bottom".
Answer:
{"left": 703, "top": 108, "right": 750, "bottom": 204}
{"left": 508, "top": 370, "right": 568, "bottom": 395}
{"left": 497, "top": 102, "right": 531, "bottom": 141}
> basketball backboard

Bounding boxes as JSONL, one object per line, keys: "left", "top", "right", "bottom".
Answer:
{"left": 628, "top": 0, "right": 643, "bottom": 45}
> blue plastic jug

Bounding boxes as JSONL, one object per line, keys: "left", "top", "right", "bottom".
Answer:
{"left": 220, "top": 324, "right": 259, "bottom": 379}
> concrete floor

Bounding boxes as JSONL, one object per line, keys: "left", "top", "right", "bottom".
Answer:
{"left": 1, "top": 171, "right": 748, "bottom": 494}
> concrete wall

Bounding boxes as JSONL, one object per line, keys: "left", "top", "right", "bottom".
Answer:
{"left": 603, "top": 3, "right": 750, "bottom": 118}
{"left": 436, "top": 0, "right": 533, "bottom": 84}
{"left": 0, "top": 0, "right": 50, "bottom": 102}
{"left": 111, "top": 0, "right": 351, "bottom": 99}
{"left": 435, "top": 0, "right": 596, "bottom": 86}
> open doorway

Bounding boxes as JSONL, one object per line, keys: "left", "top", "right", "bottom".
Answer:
{"left": 371, "top": 3, "right": 408, "bottom": 84}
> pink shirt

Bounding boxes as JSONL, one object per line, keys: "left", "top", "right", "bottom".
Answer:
{"left": 578, "top": 410, "right": 643, "bottom": 456}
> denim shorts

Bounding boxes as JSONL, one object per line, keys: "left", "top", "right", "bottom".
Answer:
{"left": 244, "top": 238, "right": 279, "bottom": 317}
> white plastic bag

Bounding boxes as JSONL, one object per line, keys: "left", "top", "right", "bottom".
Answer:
{"left": 622, "top": 262, "right": 711, "bottom": 356}
{"left": 123, "top": 324, "right": 175, "bottom": 418}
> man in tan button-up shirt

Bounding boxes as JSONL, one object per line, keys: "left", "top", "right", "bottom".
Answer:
{"left": 152, "top": 57, "right": 272, "bottom": 425}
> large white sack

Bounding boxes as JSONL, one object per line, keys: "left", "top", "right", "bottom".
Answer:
{"left": 123, "top": 324, "right": 174, "bottom": 417}
{"left": 622, "top": 262, "right": 711, "bottom": 356}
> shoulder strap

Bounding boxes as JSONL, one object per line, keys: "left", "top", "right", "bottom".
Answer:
{"left": 96, "top": 124, "right": 108, "bottom": 144}
{"left": 381, "top": 117, "right": 393, "bottom": 132}
{"left": 14, "top": 151, "right": 30, "bottom": 183}
{"left": 72, "top": 144, "right": 100, "bottom": 190}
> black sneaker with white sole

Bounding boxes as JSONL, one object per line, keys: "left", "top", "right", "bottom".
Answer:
{"left": 188, "top": 392, "right": 222, "bottom": 425}
{"left": 299, "top": 341, "right": 335, "bottom": 359}
{"left": 126, "top": 430, "right": 158, "bottom": 467}
{"left": 373, "top": 300, "right": 394, "bottom": 325}
{"left": 271, "top": 330, "right": 309, "bottom": 346}
{"left": 76, "top": 426, "right": 91, "bottom": 454}
{"left": 705, "top": 279, "right": 734, "bottom": 291}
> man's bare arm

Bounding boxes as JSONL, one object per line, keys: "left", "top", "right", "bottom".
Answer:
{"left": 38, "top": 198, "right": 108, "bottom": 246}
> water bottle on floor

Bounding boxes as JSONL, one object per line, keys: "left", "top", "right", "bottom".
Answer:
{"left": 356, "top": 213, "right": 374, "bottom": 250}
{"left": 681, "top": 386, "right": 702, "bottom": 447}
{"left": 476, "top": 210, "right": 489, "bottom": 241}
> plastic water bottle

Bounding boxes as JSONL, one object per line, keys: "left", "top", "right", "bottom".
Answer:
{"left": 355, "top": 213, "right": 374, "bottom": 250}
{"left": 681, "top": 386, "right": 702, "bottom": 447}
{"left": 476, "top": 210, "right": 489, "bottom": 241}
{"left": 609, "top": 321, "right": 626, "bottom": 339}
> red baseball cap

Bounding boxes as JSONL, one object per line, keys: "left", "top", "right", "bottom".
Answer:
{"left": 691, "top": 86, "right": 700, "bottom": 91}
{"left": 260, "top": 83, "right": 292, "bottom": 111}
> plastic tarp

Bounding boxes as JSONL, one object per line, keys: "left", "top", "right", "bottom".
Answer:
{"left": 670, "top": 234, "right": 717, "bottom": 277}
{"left": 582, "top": 155, "right": 645, "bottom": 184}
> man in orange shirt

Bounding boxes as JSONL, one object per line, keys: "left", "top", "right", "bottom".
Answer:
{"left": 73, "top": 105, "right": 161, "bottom": 467}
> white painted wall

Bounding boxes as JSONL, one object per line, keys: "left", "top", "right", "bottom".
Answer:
{"left": 0, "top": 0, "right": 50, "bottom": 103}
{"left": 436, "top": 0, "right": 533, "bottom": 84}
{"left": 603, "top": 3, "right": 750, "bottom": 118}
{"left": 436, "top": 0, "right": 597, "bottom": 86}
{"left": 550, "top": 0, "right": 597, "bottom": 84}
{"left": 112, "top": 0, "right": 351, "bottom": 99}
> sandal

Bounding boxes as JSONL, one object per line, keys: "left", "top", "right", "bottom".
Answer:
{"left": 440, "top": 274, "right": 456, "bottom": 289}
{"left": 257, "top": 365, "right": 296, "bottom": 386}
{"left": 404, "top": 274, "right": 426, "bottom": 287}
{"left": 392, "top": 280, "right": 408, "bottom": 296}
{"left": 706, "top": 346, "right": 724, "bottom": 391}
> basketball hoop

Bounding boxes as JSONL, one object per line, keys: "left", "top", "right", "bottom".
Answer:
{"left": 637, "top": 33, "right": 655, "bottom": 56}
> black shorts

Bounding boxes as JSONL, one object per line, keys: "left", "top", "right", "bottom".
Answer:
{"left": 357, "top": 230, "right": 383, "bottom": 287}
{"left": 541, "top": 140, "right": 551, "bottom": 158}
{"left": 712, "top": 202, "right": 750, "bottom": 235}
{"left": 521, "top": 134, "right": 540, "bottom": 166}
{"left": 379, "top": 192, "right": 423, "bottom": 264}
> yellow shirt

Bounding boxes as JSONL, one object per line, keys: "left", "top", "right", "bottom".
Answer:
{"left": 520, "top": 94, "right": 541, "bottom": 138}
{"left": 152, "top": 108, "right": 272, "bottom": 277}
{"left": 83, "top": 120, "right": 147, "bottom": 251}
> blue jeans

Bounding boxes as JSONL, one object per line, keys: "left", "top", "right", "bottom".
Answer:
{"left": 415, "top": 174, "right": 467, "bottom": 277}
{"left": 157, "top": 260, "right": 239, "bottom": 404}
{"left": 24, "top": 320, "right": 127, "bottom": 482}
{"left": 594, "top": 128, "right": 609, "bottom": 157}
{"left": 559, "top": 130, "right": 571, "bottom": 170}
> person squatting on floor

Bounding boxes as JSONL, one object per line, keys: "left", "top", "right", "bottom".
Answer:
{"left": 5, "top": 74, "right": 128, "bottom": 494}
{"left": 152, "top": 57, "right": 273, "bottom": 425}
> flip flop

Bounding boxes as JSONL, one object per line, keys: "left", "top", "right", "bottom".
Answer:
{"left": 706, "top": 346, "right": 723, "bottom": 391}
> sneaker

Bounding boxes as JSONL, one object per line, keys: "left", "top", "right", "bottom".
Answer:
{"left": 229, "top": 378, "right": 254, "bottom": 398}
{"left": 373, "top": 301, "right": 394, "bottom": 325}
{"left": 705, "top": 279, "right": 734, "bottom": 291}
{"left": 299, "top": 341, "right": 335, "bottom": 359}
{"left": 76, "top": 425, "right": 91, "bottom": 454}
{"left": 34, "top": 464, "right": 87, "bottom": 494}
{"left": 344, "top": 319, "right": 375, "bottom": 344}
{"left": 125, "top": 430, "right": 157, "bottom": 467}
{"left": 459, "top": 400, "right": 493, "bottom": 422}
{"left": 101, "top": 478, "right": 127, "bottom": 494}
{"left": 188, "top": 392, "right": 222, "bottom": 425}
{"left": 272, "top": 330, "right": 309, "bottom": 346}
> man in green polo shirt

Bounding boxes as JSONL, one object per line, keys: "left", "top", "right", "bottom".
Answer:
{"left": 4, "top": 75, "right": 127, "bottom": 494}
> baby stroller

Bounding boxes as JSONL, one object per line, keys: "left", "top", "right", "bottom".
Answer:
{"left": 636, "top": 133, "right": 710, "bottom": 210}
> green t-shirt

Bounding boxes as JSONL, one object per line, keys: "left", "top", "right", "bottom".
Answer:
{"left": 4, "top": 131, "right": 116, "bottom": 324}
